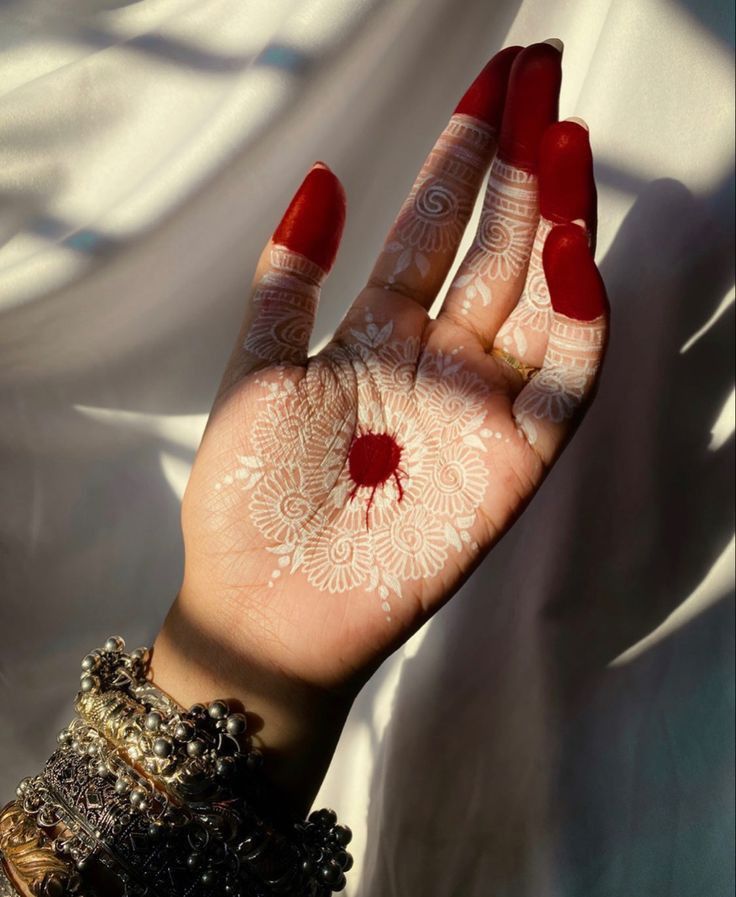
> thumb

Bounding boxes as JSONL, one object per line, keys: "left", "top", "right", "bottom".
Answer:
{"left": 271, "top": 161, "right": 346, "bottom": 273}
{"left": 219, "top": 162, "right": 346, "bottom": 397}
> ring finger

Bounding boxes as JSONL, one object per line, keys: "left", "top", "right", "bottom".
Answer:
{"left": 494, "top": 117, "right": 596, "bottom": 369}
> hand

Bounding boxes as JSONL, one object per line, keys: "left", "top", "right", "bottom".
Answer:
{"left": 153, "top": 41, "right": 608, "bottom": 814}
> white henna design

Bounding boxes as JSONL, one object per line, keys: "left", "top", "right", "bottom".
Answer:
{"left": 497, "top": 217, "right": 554, "bottom": 352}
{"left": 348, "top": 309, "right": 395, "bottom": 351}
{"left": 514, "top": 314, "right": 606, "bottom": 445}
{"left": 302, "top": 525, "right": 374, "bottom": 593}
{"left": 453, "top": 160, "right": 538, "bottom": 316}
{"left": 250, "top": 467, "right": 319, "bottom": 545}
{"left": 243, "top": 247, "right": 323, "bottom": 364}
{"left": 384, "top": 114, "right": 496, "bottom": 284}
{"left": 217, "top": 310, "right": 494, "bottom": 616}
{"left": 417, "top": 354, "right": 488, "bottom": 437}
{"left": 373, "top": 506, "right": 449, "bottom": 581}
{"left": 451, "top": 272, "right": 493, "bottom": 317}
{"left": 422, "top": 442, "right": 489, "bottom": 516}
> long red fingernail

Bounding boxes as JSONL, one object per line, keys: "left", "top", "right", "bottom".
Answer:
{"left": 454, "top": 46, "right": 523, "bottom": 128}
{"left": 543, "top": 223, "right": 607, "bottom": 321}
{"left": 272, "top": 162, "right": 346, "bottom": 273}
{"left": 498, "top": 42, "right": 562, "bottom": 171}
{"left": 539, "top": 121, "right": 596, "bottom": 225}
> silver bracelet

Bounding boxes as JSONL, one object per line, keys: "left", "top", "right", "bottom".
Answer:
{"left": 7, "top": 636, "right": 353, "bottom": 897}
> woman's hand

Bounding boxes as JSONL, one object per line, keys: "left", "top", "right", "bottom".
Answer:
{"left": 153, "top": 41, "right": 608, "bottom": 814}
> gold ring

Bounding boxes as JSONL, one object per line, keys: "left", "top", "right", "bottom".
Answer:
{"left": 491, "top": 347, "right": 538, "bottom": 382}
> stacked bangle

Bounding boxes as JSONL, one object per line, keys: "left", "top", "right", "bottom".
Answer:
{"left": 1, "top": 636, "right": 353, "bottom": 897}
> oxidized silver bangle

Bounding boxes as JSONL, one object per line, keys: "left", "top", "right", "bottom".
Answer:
{"left": 8, "top": 636, "right": 354, "bottom": 897}
{"left": 79, "top": 638, "right": 354, "bottom": 890}
{"left": 20, "top": 756, "right": 171, "bottom": 896}
{"left": 48, "top": 718, "right": 319, "bottom": 897}
{"left": 20, "top": 748, "right": 243, "bottom": 897}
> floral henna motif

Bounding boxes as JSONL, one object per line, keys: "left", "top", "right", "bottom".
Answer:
{"left": 513, "top": 313, "right": 606, "bottom": 445}
{"left": 217, "top": 311, "right": 496, "bottom": 618}
{"left": 373, "top": 507, "right": 449, "bottom": 581}
{"left": 496, "top": 216, "right": 553, "bottom": 354}
{"left": 302, "top": 525, "right": 374, "bottom": 594}
{"left": 243, "top": 247, "right": 323, "bottom": 365}
{"left": 383, "top": 114, "right": 496, "bottom": 284}
{"left": 451, "top": 159, "right": 538, "bottom": 316}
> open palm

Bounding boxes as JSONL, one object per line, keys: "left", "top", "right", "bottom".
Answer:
{"left": 177, "top": 43, "right": 607, "bottom": 695}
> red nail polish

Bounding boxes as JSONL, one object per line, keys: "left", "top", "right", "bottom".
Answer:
{"left": 272, "top": 162, "right": 346, "bottom": 273}
{"left": 454, "top": 46, "right": 523, "bottom": 128}
{"left": 543, "top": 223, "right": 607, "bottom": 321}
{"left": 539, "top": 121, "right": 597, "bottom": 225}
{"left": 498, "top": 42, "right": 562, "bottom": 171}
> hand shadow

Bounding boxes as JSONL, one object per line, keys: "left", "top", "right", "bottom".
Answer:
{"left": 356, "top": 174, "right": 734, "bottom": 897}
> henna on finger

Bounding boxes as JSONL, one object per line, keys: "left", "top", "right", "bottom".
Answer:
{"left": 512, "top": 222, "right": 608, "bottom": 463}
{"left": 232, "top": 163, "right": 345, "bottom": 380}
{"left": 496, "top": 119, "right": 596, "bottom": 367}
{"left": 440, "top": 41, "right": 562, "bottom": 342}
{"left": 367, "top": 47, "right": 521, "bottom": 309}
{"left": 243, "top": 248, "right": 323, "bottom": 366}
{"left": 450, "top": 159, "right": 539, "bottom": 317}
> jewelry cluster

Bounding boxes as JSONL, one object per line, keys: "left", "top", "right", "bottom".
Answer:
{"left": 0, "top": 638, "right": 352, "bottom": 897}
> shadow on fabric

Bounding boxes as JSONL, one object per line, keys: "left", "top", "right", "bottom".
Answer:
{"left": 356, "top": 174, "right": 735, "bottom": 897}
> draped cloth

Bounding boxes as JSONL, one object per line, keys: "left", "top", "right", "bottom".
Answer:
{"left": 0, "top": 1, "right": 733, "bottom": 895}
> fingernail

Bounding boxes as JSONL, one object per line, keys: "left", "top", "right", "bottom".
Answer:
{"left": 565, "top": 115, "right": 588, "bottom": 130}
{"left": 498, "top": 42, "right": 562, "bottom": 171}
{"left": 454, "top": 45, "right": 523, "bottom": 129}
{"left": 272, "top": 162, "right": 346, "bottom": 273}
{"left": 539, "top": 120, "right": 596, "bottom": 225}
{"left": 544, "top": 37, "right": 564, "bottom": 54}
{"left": 543, "top": 223, "right": 607, "bottom": 321}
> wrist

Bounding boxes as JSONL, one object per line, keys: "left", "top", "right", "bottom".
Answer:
{"left": 151, "top": 592, "right": 355, "bottom": 818}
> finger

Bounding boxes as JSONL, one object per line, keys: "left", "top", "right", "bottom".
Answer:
{"left": 217, "top": 162, "right": 346, "bottom": 396}
{"left": 494, "top": 118, "right": 596, "bottom": 368}
{"left": 366, "top": 46, "right": 522, "bottom": 310}
{"left": 512, "top": 222, "right": 608, "bottom": 464}
{"left": 438, "top": 41, "right": 562, "bottom": 344}
{"left": 542, "top": 117, "right": 597, "bottom": 247}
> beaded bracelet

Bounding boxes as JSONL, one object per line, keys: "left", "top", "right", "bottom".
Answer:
{"left": 5, "top": 637, "right": 353, "bottom": 897}
{"left": 76, "top": 638, "right": 353, "bottom": 893}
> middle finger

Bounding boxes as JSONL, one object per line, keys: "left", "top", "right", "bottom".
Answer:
{"left": 437, "top": 40, "right": 562, "bottom": 345}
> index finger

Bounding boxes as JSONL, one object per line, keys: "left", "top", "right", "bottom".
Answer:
{"left": 364, "top": 46, "right": 522, "bottom": 311}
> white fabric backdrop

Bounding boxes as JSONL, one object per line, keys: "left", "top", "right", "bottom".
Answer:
{"left": 1, "top": 1, "right": 733, "bottom": 895}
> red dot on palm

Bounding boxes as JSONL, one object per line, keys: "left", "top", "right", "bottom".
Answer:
{"left": 348, "top": 431, "right": 405, "bottom": 526}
